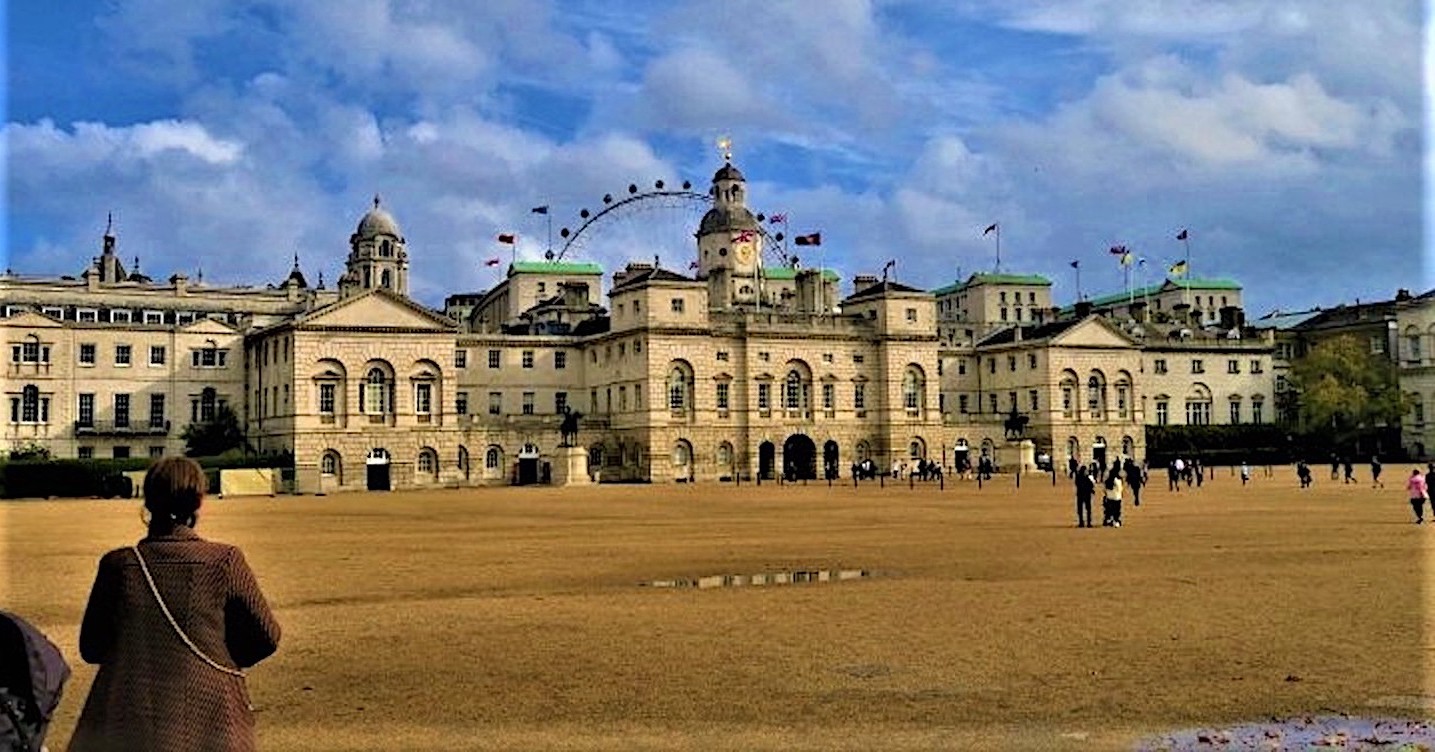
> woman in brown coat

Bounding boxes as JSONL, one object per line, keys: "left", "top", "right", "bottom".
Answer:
{"left": 69, "top": 457, "right": 281, "bottom": 751}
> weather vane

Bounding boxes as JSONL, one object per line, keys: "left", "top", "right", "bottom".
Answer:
{"left": 717, "top": 135, "right": 733, "bottom": 163}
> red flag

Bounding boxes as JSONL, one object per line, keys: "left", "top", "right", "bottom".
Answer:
{"left": 982, "top": 223, "right": 998, "bottom": 235}
{"left": 485, "top": 257, "right": 501, "bottom": 267}
{"left": 794, "top": 232, "right": 821, "bottom": 246}
{"left": 731, "top": 229, "right": 756, "bottom": 242}
{"left": 497, "top": 233, "right": 516, "bottom": 244}
{"left": 769, "top": 213, "right": 787, "bottom": 224}
{"left": 1176, "top": 229, "right": 1188, "bottom": 241}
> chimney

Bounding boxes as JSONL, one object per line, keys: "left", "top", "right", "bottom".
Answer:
{"left": 1013, "top": 325, "right": 1023, "bottom": 342}
{"left": 795, "top": 269, "right": 822, "bottom": 313}
{"left": 1218, "top": 305, "right": 1243, "bottom": 330}
{"left": 852, "top": 274, "right": 880, "bottom": 295}
{"left": 1074, "top": 300, "right": 1093, "bottom": 318}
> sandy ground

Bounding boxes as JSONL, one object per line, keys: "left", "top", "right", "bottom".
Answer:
{"left": 5, "top": 467, "right": 1432, "bottom": 750}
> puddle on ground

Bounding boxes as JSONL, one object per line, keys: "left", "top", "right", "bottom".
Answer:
{"left": 1134, "top": 715, "right": 1435, "bottom": 750}
{"left": 644, "top": 569, "right": 870, "bottom": 589}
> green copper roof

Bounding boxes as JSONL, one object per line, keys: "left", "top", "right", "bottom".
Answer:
{"left": 1166, "top": 277, "right": 1242, "bottom": 291}
{"left": 932, "top": 272, "right": 1052, "bottom": 296}
{"left": 509, "top": 261, "right": 603, "bottom": 276}
{"left": 760, "top": 267, "right": 840, "bottom": 281}
{"left": 1063, "top": 277, "right": 1244, "bottom": 312}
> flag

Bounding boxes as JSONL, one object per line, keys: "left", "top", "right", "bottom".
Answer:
{"left": 731, "top": 229, "right": 756, "bottom": 242}
{"left": 1120, "top": 252, "right": 1134, "bottom": 267}
{"left": 688, "top": 260, "right": 699, "bottom": 270}
{"left": 794, "top": 232, "right": 821, "bottom": 246}
{"left": 497, "top": 233, "right": 516, "bottom": 244}
{"left": 484, "top": 257, "right": 501, "bottom": 267}
{"left": 1138, "top": 257, "right": 1147, "bottom": 267}
{"left": 769, "top": 213, "right": 787, "bottom": 224}
{"left": 1169, "top": 260, "right": 1188, "bottom": 277}
{"left": 1108, "top": 244, "right": 1128, "bottom": 255}
{"left": 1070, "top": 260, "right": 1079, "bottom": 269}
{"left": 982, "top": 223, "right": 998, "bottom": 236}
{"left": 1176, "top": 229, "right": 1188, "bottom": 241}
{"left": 531, "top": 205, "right": 549, "bottom": 215}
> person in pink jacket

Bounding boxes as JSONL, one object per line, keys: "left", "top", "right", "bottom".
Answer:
{"left": 1406, "top": 468, "right": 1429, "bottom": 524}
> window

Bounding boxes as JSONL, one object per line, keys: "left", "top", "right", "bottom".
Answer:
{"left": 78, "top": 393, "right": 95, "bottom": 426}
{"left": 321, "top": 452, "right": 338, "bottom": 475}
{"left": 1117, "top": 385, "right": 1129, "bottom": 419}
{"left": 455, "top": 392, "right": 469, "bottom": 415}
{"left": 455, "top": 349, "right": 468, "bottom": 368}
{"left": 192, "top": 347, "right": 226, "bottom": 368}
{"left": 1029, "top": 354, "right": 1037, "bottom": 369}
{"left": 115, "top": 344, "right": 132, "bottom": 366}
{"left": 716, "top": 351, "right": 729, "bottom": 362}
{"left": 785, "top": 372, "right": 803, "bottom": 410}
{"left": 150, "top": 345, "right": 166, "bottom": 366}
{"left": 1154, "top": 359, "right": 1167, "bottom": 374}
{"left": 14, "top": 386, "right": 45, "bottom": 423}
{"left": 555, "top": 351, "right": 567, "bottom": 370}
{"left": 822, "top": 383, "right": 835, "bottom": 411}
{"left": 149, "top": 446, "right": 165, "bottom": 458}
{"left": 363, "top": 369, "right": 389, "bottom": 414}
{"left": 853, "top": 383, "right": 865, "bottom": 412}
{"left": 555, "top": 392, "right": 567, "bottom": 415}
{"left": 77, "top": 309, "right": 98, "bottom": 323}
{"left": 144, "top": 310, "right": 164, "bottom": 325}
{"left": 79, "top": 344, "right": 96, "bottom": 365}
{"left": 618, "top": 386, "right": 628, "bottom": 411}
{"left": 522, "top": 392, "right": 535, "bottom": 415}
{"left": 716, "top": 382, "right": 730, "bottom": 411}
{"left": 1276, "top": 375, "right": 1289, "bottom": 392}
{"left": 1029, "top": 390, "right": 1039, "bottom": 412}
{"left": 671, "top": 298, "right": 685, "bottom": 313}
{"left": 902, "top": 370, "right": 922, "bottom": 412}
{"left": 1185, "top": 400, "right": 1211, "bottom": 426}
{"left": 958, "top": 360, "right": 966, "bottom": 375}
{"left": 1251, "top": 360, "right": 1263, "bottom": 374}
{"left": 414, "top": 383, "right": 432, "bottom": 415}
{"left": 758, "top": 352, "right": 770, "bottom": 362}
{"left": 905, "top": 308, "right": 918, "bottom": 322}
{"left": 1015, "top": 307, "right": 1023, "bottom": 321}
{"left": 1191, "top": 359, "right": 1204, "bottom": 374}
{"left": 1000, "top": 292, "right": 1007, "bottom": 303}
{"left": 488, "top": 392, "right": 502, "bottom": 415}
{"left": 113, "top": 446, "right": 131, "bottom": 459}
{"left": 1008, "top": 355, "right": 1017, "bottom": 372}
{"left": 988, "top": 393, "right": 998, "bottom": 414}
{"left": 1000, "top": 307, "right": 1008, "bottom": 321}
{"left": 110, "top": 309, "right": 132, "bottom": 324}
{"left": 1227, "top": 359, "right": 1239, "bottom": 374}
{"left": 958, "top": 395, "right": 969, "bottom": 413}
{"left": 488, "top": 350, "right": 501, "bottom": 368}
{"left": 1251, "top": 398, "right": 1264, "bottom": 424}
{"left": 319, "top": 383, "right": 336, "bottom": 414}
{"left": 853, "top": 354, "right": 864, "bottom": 364}
{"left": 42, "top": 306, "right": 63, "bottom": 319}
{"left": 78, "top": 446, "right": 95, "bottom": 459}
{"left": 1062, "top": 385, "right": 1073, "bottom": 416}
{"left": 1029, "top": 292, "right": 1036, "bottom": 304}
{"left": 758, "top": 383, "right": 771, "bottom": 411}
{"left": 417, "top": 450, "right": 435, "bottom": 474}
{"left": 1371, "top": 335, "right": 1386, "bottom": 354}
{"left": 1229, "top": 400, "right": 1241, "bottom": 424}
{"left": 486, "top": 447, "right": 501, "bottom": 470}
{"left": 823, "top": 353, "right": 834, "bottom": 363}
{"left": 198, "top": 388, "right": 218, "bottom": 422}
{"left": 149, "top": 394, "right": 165, "bottom": 428}
{"left": 1156, "top": 401, "right": 1169, "bottom": 426}
{"left": 114, "top": 394, "right": 130, "bottom": 428}
{"left": 522, "top": 350, "right": 534, "bottom": 369}
{"left": 669, "top": 367, "right": 689, "bottom": 410}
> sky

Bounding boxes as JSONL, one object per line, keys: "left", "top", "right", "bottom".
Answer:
{"left": 4, "top": 0, "right": 1428, "bottom": 316}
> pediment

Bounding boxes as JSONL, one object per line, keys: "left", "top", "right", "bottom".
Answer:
{"left": 297, "top": 290, "right": 457, "bottom": 331}
{"left": 4, "top": 311, "right": 66, "bottom": 329}
{"left": 1051, "top": 317, "right": 1137, "bottom": 348}
{"left": 181, "top": 317, "right": 240, "bottom": 334}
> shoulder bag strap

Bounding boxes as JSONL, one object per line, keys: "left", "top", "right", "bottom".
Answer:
{"left": 130, "top": 545, "right": 246, "bottom": 678}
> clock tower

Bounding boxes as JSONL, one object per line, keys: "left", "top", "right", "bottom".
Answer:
{"left": 695, "top": 156, "right": 761, "bottom": 308}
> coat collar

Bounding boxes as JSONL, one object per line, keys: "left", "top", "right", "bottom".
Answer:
{"left": 142, "top": 523, "right": 201, "bottom": 543}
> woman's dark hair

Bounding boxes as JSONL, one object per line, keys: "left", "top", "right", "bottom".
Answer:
{"left": 144, "top": 457, "right": 205, "bottom": 528}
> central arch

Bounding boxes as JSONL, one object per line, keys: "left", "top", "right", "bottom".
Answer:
{"left": 783, "top": 434, "right": 817, "bottom": 481}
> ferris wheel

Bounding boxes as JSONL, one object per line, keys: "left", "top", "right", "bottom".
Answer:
{"left": 547, "top": 179, "right": 792, "bottom": 269}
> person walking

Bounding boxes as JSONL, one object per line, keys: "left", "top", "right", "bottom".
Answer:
{"left": 1240, "top": 461, "right": 1252, "bottom": 486}
{"left": 1407, "top": 468, "right": 1429, "bottom": 524}
{"left": 1425, "top": 464, "right": 1435, "bottom": 504}
{"left": 1067, "top": 455, "right": 1079, "bottom": 479}
{"left": 1102, "top": 468, "right": 1125, "bottom": 527}
{"left": 1371, "top": 456, "right": 1384, "bottom": 489}
{"left": 1169, "top": 459, "right": 1182, "bottom": 492}
{"left": 1074, "top": 466, "right": 1095, "bottom": 528}
{"left": 69, "top": 457, "right": 282, "bottom": 752}
{"left": 1124, "top": 457, "right": 1144, "bottom": 507}
{"left": 1330, "top": 454, "right": 1340, "bottom": 481}
{"left": 1297, "top": 461, "right": 1313, "bottom": 488}
{"left": 1343, "top": 458, "right": 1356, "bottom": 484}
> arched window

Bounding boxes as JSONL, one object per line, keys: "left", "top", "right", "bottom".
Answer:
{"left": 380, "top": 239, "right": 392, "bottom": 257}
{"left": 902, "top": 366, "right": 925, "bottom": 413}
{"left": 1060, "top": 371, "right": 1078, "bottom": 418}
{"left": 364, "top": 368, "right": 389, "bottom": 414}
{"left": 785, "top": 371, "right": 803, "bottom": 410}
{"left": 200, "top": 387, "right": 217, "bottom": 422}
{"left": 457, "top": 445, "right": 470, "bottom": 478}
{"left": 485, "top": 446, "right": 502, "bottom": 470}
{"left": 321, "top": 450, "right": 340, "bottom": 477}
{"left": 672, "top": 441, "right": 691, "bottom": 466}
{"left": 1185, "top": 385, "right": 1213, "bottom": 426}
{"left": 380, "top": 269, "right": 392, "bottom": 289}
{"left": 909, "top": 439, "right": 925, "bottom": 459}
{"left": 417, "top": 448, "right": 437, "bottom": 475}
{"left": 717, "top": 442, "right": 733, "bottom": 467}
{"left": 1087, "top": 373, "right": 1106, "bottom": 419}
{"left": 667, "top": 364, "right": 691, "bottom": 411}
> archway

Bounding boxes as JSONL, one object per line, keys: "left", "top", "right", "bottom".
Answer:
{"left": 758, "top": 441, "right": 776, "bottom": 480}
{"left": 1092, "top": 436, "right": 1108, "bottom": 472}
{"left": 365, "top": 447, "right": 391, "bottom": 491}
{"left": 517, "top": 443, "right": 541, "bottom": 485}
{"left": 458, "top": 445, "right": 470, "bottom": 481}
{"left": 783, "top": 434, "right": 817, "bottom": 481}
{"left": 673, "top": 439, "right": 694, "bottom": 481}
{"left": 822, "top": 440, "right": 840, "bottom": 480}
{"left": 954, "top": 438, "right": 971, "bottom": 474}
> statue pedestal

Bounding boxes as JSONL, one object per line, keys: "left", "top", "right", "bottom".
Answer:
{"left": 551, "top": 445, "right": 591, "bottom": 487}
{"left": 1017, "top": 440, "right": 1036, "bottom": 473}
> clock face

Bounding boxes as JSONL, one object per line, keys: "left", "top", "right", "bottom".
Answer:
{"left": 735, "top": 242, "right": 754, "bottom": 265}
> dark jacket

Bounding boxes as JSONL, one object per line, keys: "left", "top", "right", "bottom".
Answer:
{"left": 1074, "top": 472, "right": 1095, "bottom": 500}
{"left": 69, "top": 525, "right": 280, "bottom": 752}
{"left": 0, "top": 610, "right": 70, "bottom": 752}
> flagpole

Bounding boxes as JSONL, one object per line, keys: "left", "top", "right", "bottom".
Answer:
{"left": 995, "top": 224, "right": 1001, "bottom": 273}
{"left": 1179, "top": 230, "right": 1192, "bottom": 310}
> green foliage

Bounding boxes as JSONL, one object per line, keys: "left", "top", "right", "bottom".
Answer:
{"left": 1, "top": 453, "right": 293, "bottom": 499}
{"left": 1288, "top": 334, "right": 1407, "bottom": 438}
{"left": 181, "top": 405, "right": 252, "bottom": 458}
{"left": 1145, "top": 424, "right": 1294, "bottom": 466}
{"left": 7, "top": 440, "right": 51, "bottom": 461}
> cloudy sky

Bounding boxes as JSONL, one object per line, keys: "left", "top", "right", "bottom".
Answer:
{"left": 5, "top": 0, "right": 1427, "bottom": 315}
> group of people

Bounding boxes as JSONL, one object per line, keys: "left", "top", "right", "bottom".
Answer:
{"left": 3, "top": 457, "right": 281, "bottom": 750}
{"left": 1072, "top": 457, "right": 1146, "bottom": 527}
{"left": 1166, "top": 457, "right": 1207, "bottom": 491}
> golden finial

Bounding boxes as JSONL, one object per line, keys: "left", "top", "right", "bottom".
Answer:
{"left": 717, "top": 136, "right": 733, "bottom": 163}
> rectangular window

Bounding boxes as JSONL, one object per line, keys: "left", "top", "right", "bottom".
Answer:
{"left": 110, "top": 309, "right": 132, "bottom": 324}
{"left": 716, "top": 351, "right": 729, "bottom": 362}
{"left": 1008, "top": 355, "right": 1017, "bottom": 372}
{"left": 822, "top": 383, "right": 835, "bottom": 410}
{"left": 113, "top": 446, "right": 131, "bottom": 459}
{"left": 905, "top": 308, "right": 917, "bottom": 322}
{"left": 555, "top": 391, "right": 568, "bottom": 415}
{"left": 988, "top": 394, "right": 998, "bottom": 414}
{"left": 1251, "top": 360, "right": 1263, "bottom": 373}
{"left": 671, "top": 298, "right": 685, "bottom": 313}
{"left": 1251, "top": 401, "right": 1264, "bottom": 424}
{"left": 822, "top": 353, "right": 833, "bottom": 363}
{"left": 1191, "top": 359, "right": 1204, "bottom": 374}
{"left": 78, "top": 393, "right": 95, "bottom": 426}
{"left": 1186, "top": 401, "right": 1211, "bottom": 426}
{"left": 1371, "top": 335, "right": 1385, "bottom": 354}
{"left": 1028, "top": 353, "right": 1037, "bottom": 369}
{"left": 555, "top": 351, "right": 567, "bottom": 369}
{"left": 42, "top": 306, "right": 64, "bottom": 319}
{"left": 522, "top": 350, "right": 534, "bottom": 369}
{"left": 150, "top": 345, "right": 166, "bottom": 366}
{"left": 1227, "top": 359, "right": 1239, "bottom": 374}
{"left": 1230, "top": 401, "right": 1241, "bottom": 424}
{"left": 988, "top": 358, "right": 996, "bottom": 374}
{"left": 456, "top": 391, "right": 468, "bottom": 415}
{"left": 455, "top": 349, "right": 467, "bottom": 368}
{"left": 758, "top": 352, "right": 770, "bottom": 362}
{"left": 79, "top": 344, "right": 96, "bottom": 365}
{"left": 1154, "top": 359, "right": 1167, "bottom": 374}
{"left": 319, "top": 383, "right": 336, "bottom": 414}
{"left": 414, "top": 383, "right": 432, "bottom": 415}
{"left": 1000, "top": 307, "right": 1008, "bottom": 321}
{"left": 959, "top": 395, "right": 969, "bottom": 413}
{"left": 619, "top": 386, "right": 628, "bottom": 412}
{"left": 958, "top": 360, "right": 966, "bottom": 375}
{"left": 175, "top": 312, "right": 194, "bottom": 325}
{"left": 522, "top": 392, "right": 535, "bottom": 415}
{"left": 488, "top": 392, "right": 502, "bottom": 415}
{"left": 144, "top": 310, "right": 164, "bottom": 325}
{"left": 716, "top": 382, "right": 730, "bottom": 411}
{"left": 758, "top": 383, "right": 771, "bottom": 411}
{"left": 78, "top": 446, "right": 95, "bottom": 459}
{"left": 114, "top": 394, "right": 131, "bottom": 428}
{"left": 77, "top": 309, "right": 98, "bottom": 323}
{"left": 1029, "top": 390, "right": 1039, "bottom": 412}
{"left": 1156, "top": 401, "right": 1169, "bottom": 426}
{"left": 115, "top": 344, "right": 132, "bottom": 366}
{"left": 853, "top": 354, "right": 864, "bottom": 364}
{"left": 149, "top": 394, "right": 165, "bottom": 428}
{"left": 488, "top": 350, "right": 501, "bottom": 369}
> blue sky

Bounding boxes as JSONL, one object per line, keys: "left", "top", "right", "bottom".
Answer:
{"left": 5, "top": 0, "right": 1426, "bottom": 316}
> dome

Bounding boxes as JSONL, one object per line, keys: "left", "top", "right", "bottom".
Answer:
{"left": 355, "top": 195, "right": 402, "bottom": 238}
{"left": 698, "top": 205, "right": 758, "bottom": 236}
{"left": 712, "top": 162, "right": 745, "bottom": 183}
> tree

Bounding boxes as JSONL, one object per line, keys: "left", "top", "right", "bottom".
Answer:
{"left": 1288, "top": 334, "right": 1407, "bottom": 440}
{"left": 181, "top": 405, "right": 251, "bottom": 458}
